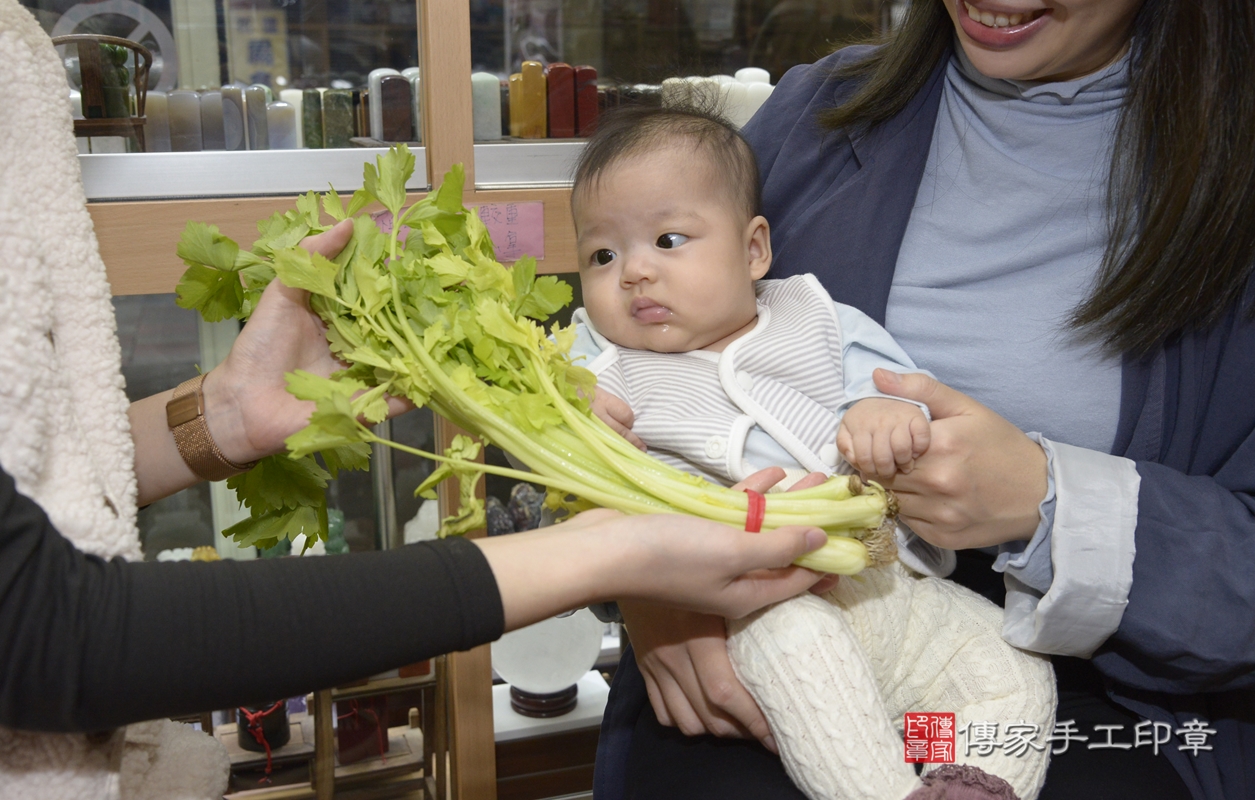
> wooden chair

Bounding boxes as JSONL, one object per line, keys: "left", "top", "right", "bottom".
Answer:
{"left": 52, "top": 34, "right": 152, "bottom": 151}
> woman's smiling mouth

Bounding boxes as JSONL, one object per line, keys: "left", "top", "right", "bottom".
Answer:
{"left": 957, "top": 0, "right": 1052, "bottom": 47}
{"left": 963, "top": 1, "right": 1048, "bottom": 28}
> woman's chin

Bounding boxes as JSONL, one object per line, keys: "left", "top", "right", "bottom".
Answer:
{"left": 954, "top": 38, "right": 1059, "bottom": 82}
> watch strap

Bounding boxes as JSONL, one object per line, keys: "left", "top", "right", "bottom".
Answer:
{"left": 166, "top": 374, "right": 257, "bottom": 482}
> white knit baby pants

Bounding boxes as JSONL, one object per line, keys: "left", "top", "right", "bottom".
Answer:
{"left": 728, "top": 562, "right": 1055, "bottom": 800}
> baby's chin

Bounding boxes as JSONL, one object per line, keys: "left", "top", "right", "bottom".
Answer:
{"left": 645, "top": 332, "right": 726, "bottom": 354}
{"left": 614, "top": 329, "right": 699, "bottom": 354}
{"left": 598, "top": 317, "right": 723, "bottom": 353}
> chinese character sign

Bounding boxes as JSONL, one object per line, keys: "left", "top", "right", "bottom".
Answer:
{"left": 941, "top": 717, "right": 1217, "bottom": 759}
{"left": 476, "top": 202, "right": 545, "bottom": 262}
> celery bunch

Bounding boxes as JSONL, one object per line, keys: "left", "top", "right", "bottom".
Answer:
{"left": 174, "top": 145, "right": 896, "bottom": 573}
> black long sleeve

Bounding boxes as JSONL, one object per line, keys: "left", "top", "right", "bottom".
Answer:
{"left": 0, "top": 466, "right": 504, "bottom": 733}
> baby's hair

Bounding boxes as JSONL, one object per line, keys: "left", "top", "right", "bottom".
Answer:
{"left": 571, "top": 105, "right": 762, "bottom": 221}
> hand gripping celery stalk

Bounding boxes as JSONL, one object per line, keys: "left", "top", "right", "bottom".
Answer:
{"left": 173, "top": 145, "right": 898, "bottom": 573}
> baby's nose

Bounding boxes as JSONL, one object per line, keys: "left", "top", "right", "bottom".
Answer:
{"left": 620, "top": 254, "right": 655, "bottom": 283}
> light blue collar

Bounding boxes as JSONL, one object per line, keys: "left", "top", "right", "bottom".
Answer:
{"left": 952, "top": 39, "right": 1130, "bottom": 104}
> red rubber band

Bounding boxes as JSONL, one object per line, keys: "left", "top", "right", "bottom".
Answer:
{"left": 743, "top": 489, "right": 766, "bottom": 533}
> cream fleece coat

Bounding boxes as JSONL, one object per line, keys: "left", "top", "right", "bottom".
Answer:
{"left": 0, "top": 2, "right": 228, "bottom": 797}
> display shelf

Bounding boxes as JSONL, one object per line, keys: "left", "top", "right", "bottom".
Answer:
{"left": 493, "top": 671, "right": 608, "bottom": 744}
{"left": 79, "top": 148, "right": 430, "bottom": 201}
{"left": 472, "top": 141, "right": 583, "bottom": 190}
{"left": 218, "top": 711, "right": 426, "bottom": 797}
{"left": 493, "top": 672, "right": 606, "bottom": 800}
{"left": 496, "top": 727, "right": 599, "bottom": 800}
{"left": 218, "top": 719, "right": 314, "bottom": 764}
{"left": 332, "top": 673, "right": 436, "bottom": 703}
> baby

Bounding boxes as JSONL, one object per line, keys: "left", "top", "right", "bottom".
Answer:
{"left": 567, "top": 106, "right": 1055, "bottom": 800}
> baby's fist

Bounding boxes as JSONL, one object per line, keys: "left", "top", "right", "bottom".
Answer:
{"left": 836, "top": 398, "right": 930, "bottom": 478}
{"left": 592, "top": 389, "right": 646, "bottom": 451}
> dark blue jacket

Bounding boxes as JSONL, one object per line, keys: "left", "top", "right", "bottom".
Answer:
{"left": 595, "top": 46, "right": 1255, "bottom": 800}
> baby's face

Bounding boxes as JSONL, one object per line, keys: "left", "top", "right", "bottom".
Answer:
{"left": 572, "top": 147, "right": 771, "bottom": 353}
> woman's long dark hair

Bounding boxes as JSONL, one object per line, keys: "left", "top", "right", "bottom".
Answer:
{"left": 820, "top": 0, "right": 1255, "bottom": 355}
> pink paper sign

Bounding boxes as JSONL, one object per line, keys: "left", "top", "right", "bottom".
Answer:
{"left": 476, "top": 202, "right": 545, "bottom": 262}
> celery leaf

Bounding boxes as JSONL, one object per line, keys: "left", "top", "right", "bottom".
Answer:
{"left": 434, "top": 162, "right": 465, "bottom": 214}
{"left": 320, "top": 442, "right": 371, "bottom": 478}
{"left": 272, "top": 247, "right": 341, "bottom": 298}
{"left": 323, "top": 187, "right": 348, "bottom": 222}
{"left": 175, "top": 264, "right": 245, "bottom": 322}
{"left": 178, "top": 222, "right": 240, "bottom": 272}
{"left": 224, "top": 504, "right": 323, "bottom": 550}
{"left": 364, "top": 143, "right": 414, "bottom": 218}
{"left": 226, "top": 453, "right": 329, "bottom": 513}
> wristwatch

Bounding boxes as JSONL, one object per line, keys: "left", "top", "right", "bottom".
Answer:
{"left": 166, "top": 373, "right": 257, "bottom": 481}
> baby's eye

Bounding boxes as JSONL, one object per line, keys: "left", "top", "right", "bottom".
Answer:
{"left": 591, "top": 249, "right": 616, "bottom": 266}
{"left": 656, "top": 233, "right": 688, "bottom": 249}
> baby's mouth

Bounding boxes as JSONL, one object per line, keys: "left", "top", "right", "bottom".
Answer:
{"left": 963, "top": 2, "right": 1048, "bottom": 28}
{"left": 631, "top": 297, "right": 673, "bottom": 323}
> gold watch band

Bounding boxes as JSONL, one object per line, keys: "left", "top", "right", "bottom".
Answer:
{"left": 166, "top": 374, "right": 257, "bottom": 482}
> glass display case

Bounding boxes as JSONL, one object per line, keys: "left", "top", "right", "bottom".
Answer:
{"left": 465, "top": 0, "right": 896, "bottom": 193}
{"left": 21, "top": 0, "right": 430, "bottom": 204}
{"left": 29, "top": 1, "right": 902, "bottom": 796}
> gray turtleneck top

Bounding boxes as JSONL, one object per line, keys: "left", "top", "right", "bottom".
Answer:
{"left": 888, "top": 46, "right": 1127, "bottom": 453}
{"left": 886, "top": 48, "right": 1129, "bottom": 591}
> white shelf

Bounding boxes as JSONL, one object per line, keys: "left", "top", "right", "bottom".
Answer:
{"left": 473, "top": 141, "right": 584, "bottom": 190}
{"left": 79, "top": 147, "right": 429, "bottom": 201}
{"left": 78, "top": 140, "right": 586, "bottom": 200}
{"left": 493, "top": 670, "right": 609, "bottom": 743}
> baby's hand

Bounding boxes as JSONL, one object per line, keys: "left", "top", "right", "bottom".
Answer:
{"left": 836, "top": 397, "right": 930, "bottom": 478}
{"left": 592, "top": 389, "right": 646, "bottom": 451}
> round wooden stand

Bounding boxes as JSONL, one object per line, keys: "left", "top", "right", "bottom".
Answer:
{"left": 509, "top": 684, "right": 579, "bottom": 718}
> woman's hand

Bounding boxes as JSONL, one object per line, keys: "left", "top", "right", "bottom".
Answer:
{"left": 203, "top": 220, "right": 409, "bottom": 464}
{"left": 617, "top": 467, "right": 829, "bottom": 754}
{"left": 130, "top": 221, "right": 406, "bottom": 505}
{"left": 475, "top": 508, "right": 828, "bottom": 635}
{"left": 620, "top": 600, "right": 779, "bottom": 751}
{"left": 484, "top": 503, "right": 827, "bottom": 752}
{"left": 871, "top": 369, "right": 1048, "bottom": 549}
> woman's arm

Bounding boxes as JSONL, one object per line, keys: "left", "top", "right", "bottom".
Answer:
{"left": 1094, "top": 460, "right": 1255, "bottom": 693}
{"left": 0, "top": 465, "right": 825, "bottom": 733}
{"left": 0, "top": 462, "right": 499, "bottom": 732}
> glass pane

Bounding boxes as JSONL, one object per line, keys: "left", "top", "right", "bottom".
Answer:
{"left": 22, "top": 0, "right": 423, "bottom": 153}
{"left": 390, "top": 408, "right": 439, "bottom": 544}
{"left": 113, "top": 294, "right": 216, "bottom": 560}
{"left": 469, "top": 0, "right": 885, "bottom": 145}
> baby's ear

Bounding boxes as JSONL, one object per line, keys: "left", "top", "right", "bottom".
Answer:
{"left": 746, "top": 215, "right": 772, "bottom": 279}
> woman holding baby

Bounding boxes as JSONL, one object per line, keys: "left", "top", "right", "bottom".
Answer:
{"left": 594, "top": 0, "right": 1255, "bottom": 798}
